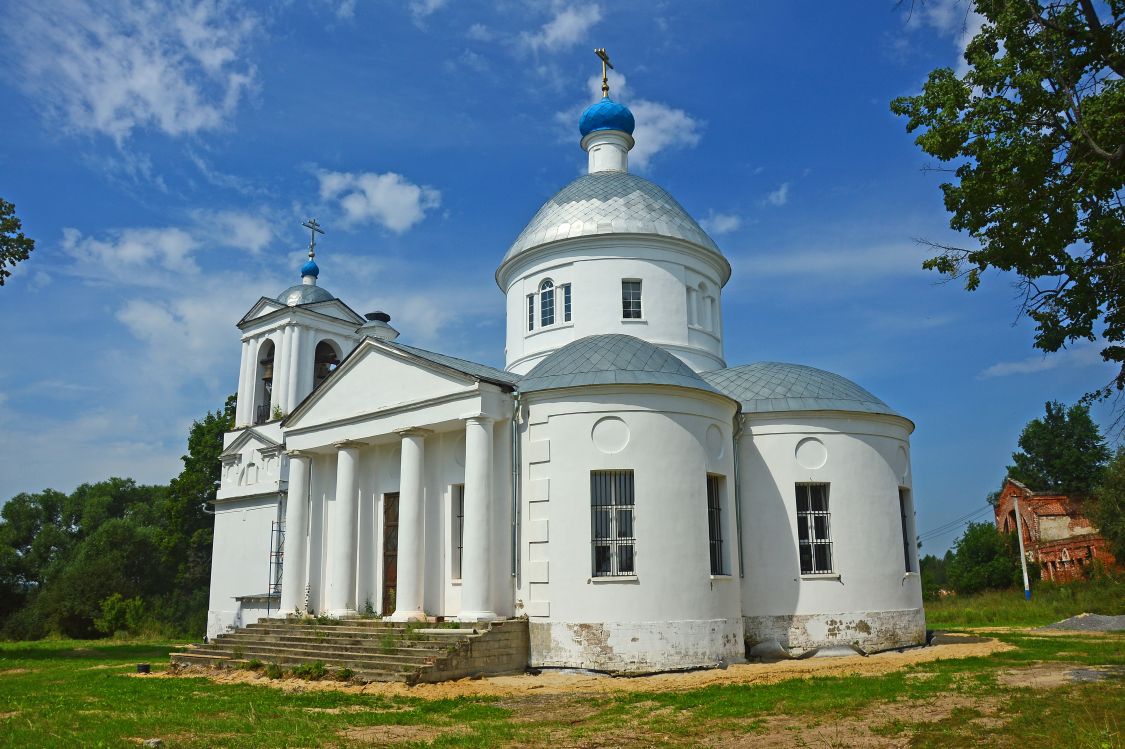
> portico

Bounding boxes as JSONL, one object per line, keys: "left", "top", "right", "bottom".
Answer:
{"left": 277, "top": 338, "right": 517, "bottom": 622}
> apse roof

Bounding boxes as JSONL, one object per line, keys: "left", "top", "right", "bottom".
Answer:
{"left": 519, "top": 334, "right": 722, "bottom": 395}
{"left": 701, "top": 362, "right": 902, "bottom": 417}
{"left": 502, "top": 172, "right": 722, "bottom": 266}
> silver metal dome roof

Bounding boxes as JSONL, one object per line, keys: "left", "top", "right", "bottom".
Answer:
{"left": 276, "top": 284, "right": 335, "bottom": 306}
{"left": 702, "top": 362, "right": 902, "bottom": 417}
{"left": 520, "top": 334, "right": 722, "bottom": 395}
{"left": 503, "top": 172, "right": 721, "bottom": 265}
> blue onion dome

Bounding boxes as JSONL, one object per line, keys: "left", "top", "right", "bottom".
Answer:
{"left": 300, "top": 258, "right": 320, "bottom": 278}
{"left": 579, "top": 97, "right": 635, "bottom": 137}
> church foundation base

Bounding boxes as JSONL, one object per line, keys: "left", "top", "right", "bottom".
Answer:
{"left": 743, "top": 608, "right": 926, "bottom": 657}
{"left": 528, "top": 618, "right": 745, "bottom": 674}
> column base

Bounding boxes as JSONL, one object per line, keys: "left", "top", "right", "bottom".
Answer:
{"left": 457, "top": 610, "right": 500, "bottom": 623}
{"left": 388, "top": 609, "right": 428, "bottom": 622}
{"left": 325, "top": 608, "right": 356, "bottom": 618}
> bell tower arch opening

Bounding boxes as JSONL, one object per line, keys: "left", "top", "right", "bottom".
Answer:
{"left": 314, "top": 340, "right": 342, "bottom": 389}
{"left": 255, "top": 340, "right": 275, "bottom": 424}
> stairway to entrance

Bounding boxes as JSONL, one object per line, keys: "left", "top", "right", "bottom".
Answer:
{"left": 171, "top": 617, "right": 529, "bottom": 685}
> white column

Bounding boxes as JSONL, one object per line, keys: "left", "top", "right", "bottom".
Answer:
{"left": 280, "top": 451, "right": 311, "bottom": 614}
{"left": 271, "top": 328, "right": 289, "bottom": 415}
{"left": 235, "top": 340, "right": 252, "bottom": 426}
{"left": 326, "top": 441, "right": 361, "bottom": 615}
{"left": 286, "top": 326, "right": 303, "bottom": 412}
{"left": 390, "top": 429, "right": 429, "bottom": 621}
{"left": 459, "top": 415, "right": 497, "bottom": 621}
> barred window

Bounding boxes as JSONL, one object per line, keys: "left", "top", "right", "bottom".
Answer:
{"left": 451, "top": 484, "right": 465, "bottom": 579}
{"left": 527, "top": 293, "right": 535, "bottom": 331}
{"left": 796, "top": 483, "right": 833, "bottom": 574}
{"left": 540, "top": 279, "right": 555, "bottom": 327}
{"left": 591, "top": 470, "right": 635, "bottom": 576}
{"left": 562, "top": 283, "right": 572, "bottom": 322}
{"left": 707, "top": 475, "right": 725, "bottom": 575}
{"left": 622, "top": 280, "right": 642, "bottom": 319}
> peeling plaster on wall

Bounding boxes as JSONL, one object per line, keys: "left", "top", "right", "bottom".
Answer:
{"left": 743, "top": 609, "right": 925, "bottom": 656}
{"left": 529, "top": 619, "right": 745, "bottom": 673}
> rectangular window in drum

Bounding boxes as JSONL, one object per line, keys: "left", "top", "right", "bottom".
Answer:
{"left": 591, "top": 470, "right": 636, "bottom": 577}
{"left": 562, "top": 283, "right": 572, "bottom": 322}
{"left": 796, "top": 483, "right": 833, "bottom": 574}
{"left": 452, "top": 484, "right": 465, "bottom": 579}
{"left": 899, "top": 488, "right": 914, "bottom": 573}
{"left": 707, "top": 475, "right": 726, "bottom": 575}
{"left": 621, "top": 280, "right": 642, "bottom": 319}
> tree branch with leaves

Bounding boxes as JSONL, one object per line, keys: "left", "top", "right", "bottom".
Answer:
{"left": 0, "top": 199, "right": 35, "bottom": 286}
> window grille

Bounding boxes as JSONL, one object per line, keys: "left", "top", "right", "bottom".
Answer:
{"left": 527, "top": 293, "right": 535, "bottom": 331}
{"left": 707, "top": 475, "right": 725, "bottom": 575}
{"left": 591, "top": 470, "right": 635, "bottom": 576}
{"left": 621, "top": 280, "right": 642, "bottom": 319}
{"left": 796, "top": 483, "right": 833, "bottom": 574}
{"left": 452, "top": 484, "right": 465, "bottom": 579}
{"left": 562, "top": 283, "right": 572, "bottom": 322}
{"left": 899, "top": 488, "right": 914, "bottom": 573}
{"left": 540, "top": 279, "right": 555, "bottom": 327}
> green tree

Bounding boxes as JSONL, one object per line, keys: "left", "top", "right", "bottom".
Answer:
{"left": 1093, "top": 447, "right": 1125, "bottom": 560}
{"left": 920, "top": 549, "right": 955, "bottom": 599}
{"left": 948, "top": 521, "right": 1023, "bottom": 594}
{"left": 891, "top": 1, "right": 1125, "bottom": 400}
{"left": 0, "top": 198, "right": 35, "bottom": 286}
{"left": 1007, "top": 400, "right": 1109, "bottom": 492}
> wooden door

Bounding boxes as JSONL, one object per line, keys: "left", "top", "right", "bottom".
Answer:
{"left": 382, "top": 492, "right": 399, "bottom": 615}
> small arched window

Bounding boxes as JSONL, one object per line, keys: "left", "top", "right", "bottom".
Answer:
{"left": 314, "top": 341, "right": 341, "bottom": 389}
{"left": 255, "top": 340, "right": 275, "bottom": 424}
{"left": 539, "top": 279, "right": 555, "bottom": 327}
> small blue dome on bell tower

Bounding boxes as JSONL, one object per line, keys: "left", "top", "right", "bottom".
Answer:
{"left": 301, "top": 258, "right": 320, "bottom": 278}
{"left": 579, "top": 97, "right": 635, "bottom": 137}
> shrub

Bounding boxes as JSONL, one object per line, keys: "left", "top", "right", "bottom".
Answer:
{"left": 93, "top": 593, "right": 147, "bottom": 637}
{"left": 337, "top": 667, "right": 355, "bottom": 681}
{"left": 948, "top": 522, "right": 1022, "bottom": 595}
{"left": 264, "top": 662, "right": 283, "bottom": 679}
{"left": 290, "top": 661, "right": 327, "bottom": 680}
{"left": 244, "top": 659, "right": 263, "bottom": 671}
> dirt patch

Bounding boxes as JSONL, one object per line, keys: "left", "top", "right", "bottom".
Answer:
{"left": 292, "top": 705, "right": 416, "bottom": 715}
{"left": 161, "top": 638, "right": 1010, "bottom": 700}
{"left": 0, "top": 711, "right": 20, "bottom": 720}
{"left": 997, "top": 663, "right": 1125, "bottom": 689}
{"left": 83, "top": 663, "right": 129, "bottom": 671}
{"left": 496, "top": 693, "right": 604, "bottom": 725}
{"left": 0, "top": 668, "right": 31, "bottom": 676}
{"left": 340, "top": 724, "right": 466, "bottom": 745}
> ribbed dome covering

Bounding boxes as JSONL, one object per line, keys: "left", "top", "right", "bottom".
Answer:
{"left": 520, "top": 334, "right": 721, "bottom": 394}
{"left": 502, "top": 172, "right": 721, "bottom": 265}
{"left": 276, "top": 284, "right": 335, "bottom": 306}
{"left": 702, "top": 362, "right": 902, "bottom": 417}
{"left": 579, "top": 97, "right": 635, "bottom": 136}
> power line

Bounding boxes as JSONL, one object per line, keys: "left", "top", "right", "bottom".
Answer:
{"left": 918, "top": 504, "right": 994, "bottom": 541}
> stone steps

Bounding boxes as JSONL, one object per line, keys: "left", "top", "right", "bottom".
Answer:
{"left": 171, "top": 617, "right": 529, "bottom": 684}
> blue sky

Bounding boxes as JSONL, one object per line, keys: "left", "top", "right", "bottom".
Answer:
{"left": 0, "top": 0, "right": 1116, "bottom": 553}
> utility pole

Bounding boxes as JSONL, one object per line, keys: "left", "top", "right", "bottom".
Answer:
{"left": 1013, "top": 495, "right": 1032, "bottom": 600}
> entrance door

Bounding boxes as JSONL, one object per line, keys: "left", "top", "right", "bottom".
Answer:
{"left": 382, "top": 492, "right": 399, "bottom": 615}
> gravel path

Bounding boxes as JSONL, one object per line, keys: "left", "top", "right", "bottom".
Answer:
{"left": 1038, "top": 613, "right": 1125, "bottom": 632}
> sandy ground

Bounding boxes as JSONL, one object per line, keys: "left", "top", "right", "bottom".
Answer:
{"left": 152, "top": 638, "right": 1012, "bottom": 700}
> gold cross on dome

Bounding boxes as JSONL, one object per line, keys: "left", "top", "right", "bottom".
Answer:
{"left": 302, "top": 218, "right": 325, "bottom": 258}
{"left": 595, "top": 48, "right": 613, "bottom": 98}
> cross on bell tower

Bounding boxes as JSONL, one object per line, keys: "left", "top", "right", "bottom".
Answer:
{"left": 302, "top": 218, "right": 324, "bottom": 260}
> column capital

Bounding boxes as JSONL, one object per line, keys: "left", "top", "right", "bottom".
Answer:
{"left": 396, "top": 427, "right": 433, "bottom": 438}
{"left": 286, "top": 449, "right": 310, "bottom": 459}
{"left": 462, "top": 413, "right": 495, "bottom": 426}
{"left": 333, "top": 440, "right": 366, "bottom": 451}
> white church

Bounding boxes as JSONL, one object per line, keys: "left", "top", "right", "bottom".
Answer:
{"left": 207, "top": 62, "right": 925, "bottom": 672}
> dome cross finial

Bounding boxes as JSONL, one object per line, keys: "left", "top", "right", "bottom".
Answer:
{"left": 302, "top": 218, "right": 325, "bottom": 260}
{"left": 595, "top": 48, "right": 613, "bottom": 98}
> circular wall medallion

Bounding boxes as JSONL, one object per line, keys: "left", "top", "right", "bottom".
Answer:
{"left": 591, "top": 416, "right": 630, "bottom": 454}
{"left": 706, "top": 424, "right": 725, "bottom": 460}
{"left": 795, "top": 437, "right": 828, "bottom": 470}
{"left": 896, "top": 446, "right": 910, "bottom": 481}
{"left": 454, "top": 434, "right": 467, "bottom": 466}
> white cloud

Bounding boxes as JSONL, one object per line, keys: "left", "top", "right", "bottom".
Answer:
{"left": 737, "top": 242, "right": 927, "bottom": 284}
{"left": 335, "top": 0, "right": 357, "bottom": 19}
{"left": 522, "top": 4, "right": 602, "bottom": 52}
{"left": 765, "top": 182, "right": 790, "bottom": 207}
{"left": 410, "top": 0, "right": 448, "bottom": 23}
{"left": 701, "top": 212, "right": 742, "bottom": 236}
{"left": 978, "top": 343, "right": 1108, "bottom": 379}
{"left": 908, "top": 0, "right": 985, "bottom": 77}
{"left": 467, "top": 23, "right": 494, "bottom": 41}
{"left": 61, "top": 226, "right": 202, "bottom": 281}
{"left": 317, "top": 170, "right": 441, "bottom": 233}
{"left": 3, "top": 0, "right": 257, "bottom": 142}
{"left": 195, "top": 210, "right": 274, "bottom": 254}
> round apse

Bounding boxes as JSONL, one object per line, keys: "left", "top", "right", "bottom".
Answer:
{"left": 591, "top": 416, "right": 630, "bottom": 454}
{"left": 795, "top": 437, "right": 828, "bottom": 470}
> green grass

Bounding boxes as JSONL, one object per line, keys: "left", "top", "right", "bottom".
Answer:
{"left": 925, "top": 575, "right": 1125, "bottom": 628}
{"left": 0, "top": 631, "right": 1122, "bottom": 747}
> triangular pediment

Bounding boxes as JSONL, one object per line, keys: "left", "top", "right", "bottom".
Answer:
{"left": 239, "top": 297, "right": 284, "bottom": 326}
{"left": 220, "top": 428, "right": 281, "bottom": 459}
{"left": 284, "top": 339, "right": 481, "bottom": 430}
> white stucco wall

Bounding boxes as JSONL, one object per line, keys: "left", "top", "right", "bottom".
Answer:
{"left": 500, "top": 237, "right": 728, "bottom": 375}
{"left": 738, "top": 412, "right": 925, "bottom": 654}
{"left": 516, "top": 386, "right": 744, "bottom": 672}
{"left": 206, "top": 493, "right": 282, "bottom": 639}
